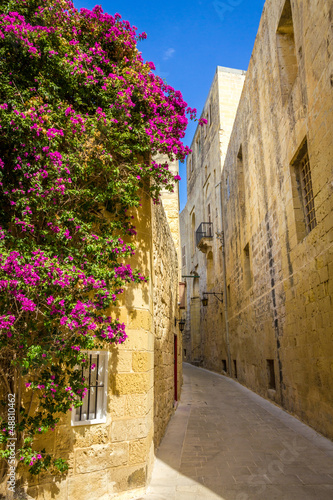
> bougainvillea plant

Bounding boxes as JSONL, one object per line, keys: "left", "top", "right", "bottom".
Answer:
{"left": 0, "top": 0, "right": 206, "bottom": 479}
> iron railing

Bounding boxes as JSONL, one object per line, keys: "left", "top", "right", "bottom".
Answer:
{"left": 196, "top": 222, "right": 213, "bottom": 246}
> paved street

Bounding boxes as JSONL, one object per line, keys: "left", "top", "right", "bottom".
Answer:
{"left": 137, "top": 363, "right": 333, "bottom": 500}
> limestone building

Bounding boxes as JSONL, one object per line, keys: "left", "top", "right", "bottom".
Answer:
{"left": 2, "top": 161, "right": 182, "bottom": 499}
{"left": 180, "top": 66, "right": 246, "bottom": 365}
{"left": 181, "top": 0, "right": 333, "bottom": 440}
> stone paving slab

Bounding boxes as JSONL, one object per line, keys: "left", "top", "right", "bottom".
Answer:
{"left": 135, "top": 363, "right": 333, "bottom": 500}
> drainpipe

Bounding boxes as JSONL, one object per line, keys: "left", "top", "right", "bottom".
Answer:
{"left": 217, "top": 181, "right": 231, "bottom": 376}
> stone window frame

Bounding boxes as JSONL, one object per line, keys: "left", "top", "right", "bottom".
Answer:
{"left": 71, "top": 350, "right": 109, "bottom": 426}
{"left": 226, "top": 175, "right": 231, "bottom": 201}
{"left": 276, "top": 0, "right": 298, "bottom": 105}
{"left": 290, "top": 138, "right": 317, "bottom": 241}
{"left": 243, "top": 242, "right": 253, "bottom": 291}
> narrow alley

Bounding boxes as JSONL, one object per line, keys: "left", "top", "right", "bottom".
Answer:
{"left": 138, "top": 363, "right": 333, "bottom": 500}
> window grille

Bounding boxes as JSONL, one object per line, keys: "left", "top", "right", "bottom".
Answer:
{"left": 299, "top": 151, "right": 316, "bottom": 232}
{"left": 182, "top": 246, "right": 186, "bottom": 268}
{"left": 73, "top": 351, "right": 108, "bottom": 425}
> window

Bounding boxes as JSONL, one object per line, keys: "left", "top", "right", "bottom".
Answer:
{"left": 222, "top": 359, "right": 227, "bottom": 372}
{"left": 182, "top": 245, "right": 186, "bottom": 268}
{"left": 243, "top": 243, "right": 252, "bottom": 290}
{"left": 290, "top": 139, "right": 316, "bottom": 241}
{"left": 237, "top": 145, "right": 245, "bottom": 216}
{"left": 276, "top": 0, "right": 298, "bottom": 104}
{"left": 267, "top": 359, "right": 276, "bottom": 390}
{"left": 72, "top": 351, "right": 108, "bottom": 425}
{"left": 299, "top": 148, "right": 316, "bottom": 232}
{"left": 207, "top": 251, "right": 214, "bottom": 286}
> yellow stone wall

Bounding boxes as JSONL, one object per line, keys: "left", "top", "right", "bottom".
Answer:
{"left": 153, "top": 156, "right": 182, "bottom": 447}
{"left": 181, "top": 0, "right": 333, "bottom": 440}
{"left": 152, "top": 202, "right": 182, "bottom": 448}
{"left": 221, "top": 0, "right": 333, "bottom": 439}
{"left": 4, "top": 173, "right": 182, "bottom": 498}
{"left": 180, "top": 66, "right": 245, "bottom": 365}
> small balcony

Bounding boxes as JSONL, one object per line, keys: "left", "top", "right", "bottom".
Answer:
{"left": 196, "top": 222, "right": 213, "bottom": 253}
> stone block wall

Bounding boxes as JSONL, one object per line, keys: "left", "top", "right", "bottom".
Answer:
{"left": 152, "top": 202, "right": 181, "bottom": 448}
{"left": 181, "top": 0, "right": 333, "bottom": 441}
{"left": 220, "top": 0, "right": 333, "bottom": 438}
{"left": 180, "top": 66, "right": 245, "bottom": 366}
{"left": 2, "top": 179, "right": 182, "bottom": 498}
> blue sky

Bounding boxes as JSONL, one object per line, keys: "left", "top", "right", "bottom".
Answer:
{"left": 73, "top": 0, "right": 265, "bottom": 210}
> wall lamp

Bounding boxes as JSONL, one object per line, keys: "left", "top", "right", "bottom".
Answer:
{"left": 174, "top": 318, "right": 186, "bottom": 332}
{"left": 202, "top": 292, "right": 223, "bottom": 306}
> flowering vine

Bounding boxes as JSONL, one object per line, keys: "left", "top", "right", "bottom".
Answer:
{"left": 0, "top": 0, "right": 206, "bottom": 479}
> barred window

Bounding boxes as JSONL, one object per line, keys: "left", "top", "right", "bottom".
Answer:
{"left": 299, "top": 150, "right": 316, "bottom": 232}
{"left": 72, "top": 351, "right": 108, "bottom": 425}
{"left": 290, "top": 139, "right": 316, "bottom": 241}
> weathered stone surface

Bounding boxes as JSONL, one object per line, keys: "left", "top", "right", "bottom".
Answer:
{"left": 75, "top": 443, "right": 129, "bottom": 473}
{"left": 132, "top": 351, "right": 153, "bottom": 372}
{"left": 68, "top": 470, "right": 109, "bottom": 500}
{"left": 180, "top": 65, "right": 246, "bottom": 367}
{"left": 73, "top": 425, "right": 109, "bottom": 449}
{"left": 111, "top": 417, "right": 150, "bottom": 442}
{"left": 126, "top": 393, "right": 150, "bottom": 417}
{"left": 111, "top": 372, "right": 151, "bottom": 395}
{"left": 11, "top": 178, "right": 182, "bottom": 499}
{"left": 108, "top": 465, "right": 146, "bottom": 493}
{"left": 152, "top": 200, "right": 182, "bottom": 447}
{"left": 181, "top": 0, "right": 333, "bottom": 440}
{"left": 129, "top": 437, "right": 149, "bottom": 465}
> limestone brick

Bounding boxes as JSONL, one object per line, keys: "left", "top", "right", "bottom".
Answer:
{"left": 68, "top": 470, "right": 109, "bottom": 500}
{"left": 75, "top": 443, "right": 129, "bottom": 473}
{"left": 108, "top": 465, "right": 146, "bottom": 494}
{"left": 129, "top": 437, "right": 149, "bottom": 465}
{"left": 115, "top": 351, "right": 133, "bottom": 373}
{"left": 111, "top": 372, "right": 152, "bottom": 395}
{"left": 73, "top": 425, "right": 109, "bottom": 448}
{"left": 111, "top": 416, "right": 150, "bottom": 442}
{"left": 132, "top": 351, "right": 154, "bottom": 372}
{"left": 108, "top": 394, "right": 127, "bottom": 418}
{"left": 126, "top": 392, "right": 150, "bottom": 418}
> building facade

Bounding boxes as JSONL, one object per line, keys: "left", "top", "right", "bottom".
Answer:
{"left": 181, "top": 0, "right": 333, "bottom": 440}
{"left": 1, "top": 162, "right": 182, "bottom": 500}
{"left": 180, "top": 66, "right": 246, "bottom": 366}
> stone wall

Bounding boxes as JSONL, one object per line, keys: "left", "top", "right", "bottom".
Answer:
{"left": 181, "top": 0, "right": 333, "bottom": 440}
{"left": 221, "top": 0, "right": 333, "bottom": 439}
{"left": 180, "top": 66, "right": 245, "bottom": 365}
{"left": 152, "top": 201, "right": 181, "bottom": 448}
{"left": 2, "top": 177, "right": 182, "bottom": 498}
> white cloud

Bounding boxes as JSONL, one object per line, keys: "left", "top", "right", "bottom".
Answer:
{"left": 163, "top": 48, "right": 175, "bottom": 61}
